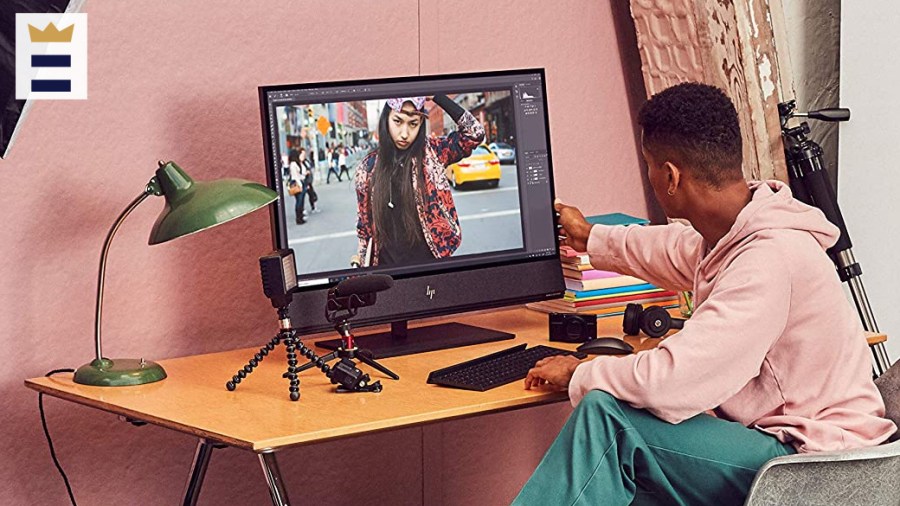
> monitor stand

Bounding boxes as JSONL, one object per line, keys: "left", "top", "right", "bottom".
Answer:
{"left": 314, "top": 321, "right": 515, "bottom": 359}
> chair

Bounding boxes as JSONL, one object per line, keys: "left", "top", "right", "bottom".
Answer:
{"left": 743, "top": 359, "right": 900, "bottom": 506}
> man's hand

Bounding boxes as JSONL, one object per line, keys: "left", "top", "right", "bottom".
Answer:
{"left": 555, "top": 202, "right": 592, "bottom": 252}
{"left": 524, "top": 355, "right": 582, "bottom": 391}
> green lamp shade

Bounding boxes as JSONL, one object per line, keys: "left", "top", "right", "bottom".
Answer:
{"left": 149, "top": 161, "right": 278, "bottom": 245}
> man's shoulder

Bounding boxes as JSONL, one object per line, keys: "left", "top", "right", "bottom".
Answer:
{"left": 723, "top": 230, "right": 818, "bottom": 280}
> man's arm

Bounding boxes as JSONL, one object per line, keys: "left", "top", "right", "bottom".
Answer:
{"left": 556, "top": 203, "right": 701, "bottom": 292}
{"left": 587, "top": 222, "right": 702, "bottom": 292}
{"left": 568, "top": 246, "right": 791, "bottom": 423}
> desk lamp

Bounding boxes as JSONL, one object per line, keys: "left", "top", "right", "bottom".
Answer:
{"left": 73, "top": 161, "right": 278, "bottom": 386}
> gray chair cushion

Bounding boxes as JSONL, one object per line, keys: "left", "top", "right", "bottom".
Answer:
{"left": 874, "top": 358, "right": 900, "bottom": 441}
{"left": 743, "top": 443, "right": 900, "bottom": 506}
{"left": 744, "top": 359, "right": 900, "bottom": 505}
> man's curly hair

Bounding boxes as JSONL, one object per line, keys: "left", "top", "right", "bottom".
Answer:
{"left": 638, "top": 82, "right": 743, "bottom": 187}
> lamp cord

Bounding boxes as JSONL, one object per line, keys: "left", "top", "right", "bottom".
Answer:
{"left": 38, "top": 368, "right": 78, "bottom": 506}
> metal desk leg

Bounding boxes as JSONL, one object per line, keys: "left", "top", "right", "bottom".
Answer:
{"left": 259, "top": 451, "right": 292, "bottom": 506}
{"left": 182, "top": 439, "right": 216, "bottom": 506}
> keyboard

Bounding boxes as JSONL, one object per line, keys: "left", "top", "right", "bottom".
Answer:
{"left": 427, "top": 344, "right": 587, "bottom": 391}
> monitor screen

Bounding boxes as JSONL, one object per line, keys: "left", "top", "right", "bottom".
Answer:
{"left": 259, "top": 69, "right": 563, "bottom": 357}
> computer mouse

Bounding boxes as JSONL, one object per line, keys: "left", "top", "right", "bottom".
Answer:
{"left": 576, "top": 337, "right": 634, "bottom": 355}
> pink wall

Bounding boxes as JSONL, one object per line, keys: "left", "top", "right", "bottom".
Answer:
{"left": 0, "top": 1, "right": 648, "bottom": 504}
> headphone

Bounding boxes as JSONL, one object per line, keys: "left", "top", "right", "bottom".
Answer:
{"left": 622, "top": 303, "right": 686, "bottom": 338}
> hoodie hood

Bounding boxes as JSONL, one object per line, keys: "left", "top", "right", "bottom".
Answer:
{"left": 699, "top": 180, "right": 840, "bottom": 274}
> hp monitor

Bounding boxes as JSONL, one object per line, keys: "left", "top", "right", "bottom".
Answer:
{"left": 259, "top": 68, "right": 563, "bottom": 357}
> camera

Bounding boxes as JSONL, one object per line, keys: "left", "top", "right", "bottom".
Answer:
{"left": 549, "top": 313, "right": 597, "bottom": 343}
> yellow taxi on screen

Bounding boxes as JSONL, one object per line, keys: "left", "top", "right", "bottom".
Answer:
{"left": 446, "top": 144, "right": 501, "bottom": 189}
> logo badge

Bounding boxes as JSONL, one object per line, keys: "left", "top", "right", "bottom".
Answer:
{"left": 425, "top": 286, "right": 435, "bottom": 300}
{"left": 15, "top": 13, "right": 88, "bottom": 100}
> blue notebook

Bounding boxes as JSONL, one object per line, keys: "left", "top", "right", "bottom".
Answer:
{"left": 566, "top": 282, "right": 656, "bottom": 299}
{"left": 585, "top": 213, "right": 650, "bottom": 227}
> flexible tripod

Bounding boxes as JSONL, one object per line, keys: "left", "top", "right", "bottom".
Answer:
{"left": 779, "top": 101, "right": 891, "bottom": 375}
{"left": 226, "top": 304, "right": 391, "bottom": 400}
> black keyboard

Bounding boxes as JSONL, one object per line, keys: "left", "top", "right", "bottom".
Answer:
{"left": 427, "top": 344, "right": 587, "bottom": 391}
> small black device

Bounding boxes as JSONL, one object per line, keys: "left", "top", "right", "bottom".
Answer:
{"left": 622, "top": 303, "right": 685, "bottom": 338}
{"left": 427, "top": 344, "right": 587, "bottom": 391}
{"left": 577, "top": 337, "right": 634, "bottom": 355}
{"left": 259, "top": 249, "right": 299, "bottom": 309}
{"left": 549, "top": 313, "right": 597, "bottom": 343}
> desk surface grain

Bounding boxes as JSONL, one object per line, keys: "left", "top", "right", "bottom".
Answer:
{"left": 25, "top": 307, "right": 653, "bottom": 452}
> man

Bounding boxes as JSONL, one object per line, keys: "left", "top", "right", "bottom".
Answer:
{"left": 515, "top": 83, "right": 895, "bottom": 505}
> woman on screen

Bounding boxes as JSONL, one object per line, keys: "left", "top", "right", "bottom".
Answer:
{"left": 288, "top": 148, "right": 309, "bottom": 225}
{"left": 354, "top": 94, "right": 485, "bottom": 266}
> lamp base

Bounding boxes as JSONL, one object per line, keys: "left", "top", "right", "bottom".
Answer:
{"left": 73, "top": 358, "right": 167, "bottom": 386}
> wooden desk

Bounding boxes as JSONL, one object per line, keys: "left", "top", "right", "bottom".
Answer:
{"left": 25, "top": 307, "right": 649, "bottom": 506}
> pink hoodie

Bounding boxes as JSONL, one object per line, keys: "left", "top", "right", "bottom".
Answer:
{"left": 569, "top": 180, "right": 896, "bottom": 452}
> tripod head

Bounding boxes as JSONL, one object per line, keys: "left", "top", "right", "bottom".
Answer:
{"left": 779, "top": 100, "right": 850, "bottom": 142}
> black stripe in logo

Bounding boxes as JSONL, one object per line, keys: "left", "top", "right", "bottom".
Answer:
{"left": 32, "top": 80, "right": 71, "bottom": 92}
{"left": 32, "top": 55, "right": 71, "bottom": 67}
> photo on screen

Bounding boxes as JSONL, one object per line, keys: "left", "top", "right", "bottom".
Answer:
{"left": 272, "top": 91, "right": 523, "bottom": 279}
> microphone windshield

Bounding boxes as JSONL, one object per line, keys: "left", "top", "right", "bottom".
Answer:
{"left": 334, "top": 274, "right": 394, "bottom": 297}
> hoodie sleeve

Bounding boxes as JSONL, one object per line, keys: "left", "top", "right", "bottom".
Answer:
{"left": 569, "top": 244, "right": 792, "bottom": 423}
{"left": 586, "top": 222, "right": 703, "bottom": 292}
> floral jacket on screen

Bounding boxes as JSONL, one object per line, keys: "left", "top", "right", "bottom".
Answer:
{"left": 354, "top": 110, "right": 485, "bottom": 265}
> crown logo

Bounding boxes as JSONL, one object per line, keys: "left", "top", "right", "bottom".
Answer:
{"left": 28, "top": 22, "right": 74, "bottom": 43}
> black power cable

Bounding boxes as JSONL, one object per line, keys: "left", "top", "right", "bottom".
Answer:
{"left": 38, "top": 368, "right": 77, "bottom": 506}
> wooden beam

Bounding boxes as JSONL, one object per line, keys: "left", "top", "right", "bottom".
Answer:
{"left": 628, "top": 0, "right": 790, "bottom": 182}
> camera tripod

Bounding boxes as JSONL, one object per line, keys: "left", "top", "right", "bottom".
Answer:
{"left": 779, "top": 100, "right": 891, "bottom": 375}
{"left": 225, "top": 305, "right": 390, "bottom": 400}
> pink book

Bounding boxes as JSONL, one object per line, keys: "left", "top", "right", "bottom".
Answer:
{"left": 580, "top": 269, "right": 621, "bottom": 280}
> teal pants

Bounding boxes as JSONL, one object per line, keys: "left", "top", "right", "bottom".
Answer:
{"left": 513, "top": 390, "right": 796, "bottom": 506}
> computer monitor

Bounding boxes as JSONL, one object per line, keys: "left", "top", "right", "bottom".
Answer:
{"left": 258, "top": 68, "right": 563, "bottom": 357}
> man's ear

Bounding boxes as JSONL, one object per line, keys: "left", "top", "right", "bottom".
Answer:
{"left": 663, "top": 161, "right": 681, "bottom": 195}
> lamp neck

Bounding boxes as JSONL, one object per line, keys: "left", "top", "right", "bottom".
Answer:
{"left": 155, "top": 161, "right": 194, "bottom": 202}
{"left": 93, "top": 181, "right": 157, "bottom": 361}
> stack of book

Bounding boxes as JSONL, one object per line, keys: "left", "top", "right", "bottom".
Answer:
{"left": 526, "top": 213, "right": 680, "bottom": 318}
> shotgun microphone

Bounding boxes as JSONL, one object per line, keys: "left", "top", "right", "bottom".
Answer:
{"left": 333, "top": 274, "right": 394, "bottom": 297}
{"left": 328, "top": 274, "right": 394, "bottom": 313}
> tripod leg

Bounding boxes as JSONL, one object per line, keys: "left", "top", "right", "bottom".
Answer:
{"left": 295, "top": 350, "right": 338, "bottom": 373}
{"left": 226, "top": 335, "right": 281, "bottom": 391}
{"left": 283, "top": 332, "right": 301, "bottom": 401}
{"left": 356, "top": 350, "right": 400, "bottom": 380}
